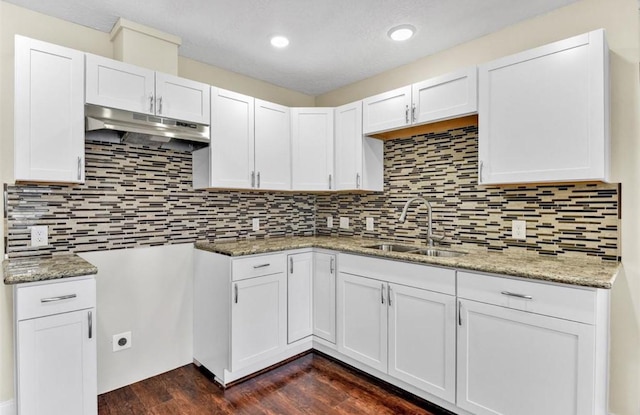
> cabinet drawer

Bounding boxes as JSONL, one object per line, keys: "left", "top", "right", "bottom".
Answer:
{"left": 457, "top": 271, "right": 597, "bottom": 324}
{"left": 339, "top": 253, "right": 455, "bottom": 295}
{"left": 231, "top": 254, "right": 286, "bottom": 281}
{"left": 15, "top": 277, "right": 96, "bottom": 321}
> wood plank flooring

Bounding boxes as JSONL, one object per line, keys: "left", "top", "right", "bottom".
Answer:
{"left": 98, "top": 352, "right": 452, "bottom": 414}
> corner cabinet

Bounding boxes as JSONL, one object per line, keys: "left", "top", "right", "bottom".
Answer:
{"left": 334, "top": 101, "right": 383, "bottom": 191}
{"left": 363, "top": 66, "right": 477, "bottom": 135}
{"left": 14, "top": 36, "right": 85, "bottom": 183}
{"left": 14, "top": 276, "right": 97, "bottom": 415}
{"left": 456, "top": 271, "right": 609, "bottom": 415}
{"left": 291, "top": 108, "right": 334, "bottom": 191}
{"left": 478, "top": 29, "right": 609, "bottom": 184}
{"left": 85, "top": 54, "right": 210, "bottom": 124}
{"left": 312, "top": 251, "right": 337, "bottom": 343}
{"left": 287, "top": 252, "right": 314, "bottom": 343}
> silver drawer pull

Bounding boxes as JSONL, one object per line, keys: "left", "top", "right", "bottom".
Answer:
{"left": 253, "top": 263, "right": 270, "bottom": 269}
{"left": 41, "top": 294, "right": 77, "bottom": 303}
{"left": 501, "top": 291, "right": 533, "bottom": 300}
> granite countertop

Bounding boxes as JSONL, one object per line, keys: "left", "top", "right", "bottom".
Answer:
{"left": 195, "top": 236, "right": 620, "bottom": 289}
{"left": 3, "top": 254, "right": 98, "bottom": 285}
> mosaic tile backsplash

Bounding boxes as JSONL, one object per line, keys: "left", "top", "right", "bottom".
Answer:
{"left": 5, "top": 141, "right": 316, "bottom": 258}
{"left": 316, "top": 126, "right": 620, "bottom": 261}
{"left": 5, "top": 125, "right": 619, "bottom": 260}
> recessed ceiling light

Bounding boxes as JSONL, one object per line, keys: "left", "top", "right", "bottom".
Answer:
{"left": 388, "top": 25, "right": 416, "bottom": 42}
{"left": 270, "top": 35, "right": 290, "bottom": 48}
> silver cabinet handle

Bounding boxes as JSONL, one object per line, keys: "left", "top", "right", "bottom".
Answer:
{"left": 41, "top": 294, "right": 77, "bottom": 303}
{"left": 77, "top": 157, "right": 82, "bottom": 180}
{"left": 501, "top": 291, "right": 533, "bottom": 300}
{"left": 330, "top": 257, "right": 335, "bottom": 274}
{"left": 381, "top": 283, "right": 385, "bottom": 304}
{"left": 158, "top": 96, "right": 163, "bottom": 114}
{"left": 405, "top": 105, "right": 409, "bottom": 124}
{"left": 149, "top": 94, "right": 154, "bottom": 112}
{"left": 388, "top": 285, "right": 392, "bottom": 306}
{"left": 479, "top": 161, "right": 484, "bottom": 184}
{"left": 289, "top": 257, "right": 294, "bottom": 274}
{"left": 328, "top": 174, "right": 332, "bottom": 190}
{"left": 251, "top": 171, "right": 255, "bottom": 187}
{"left": 458, "top": 301, "right": 462, "bottom": 326}
{"left": 88, "top": 310, "right": 93, "bottom": 339}
{"left": 253, "top": 263, "right": 270, "bottom": 269}
{"left": 356, "top": 173, "right": 360, "bottom": 189}
{"left": 234, "top": 284, "right": 238, "bottom": 303}
{"left": 411, "top": 103, "right": 416, "bottom": 122}
{"left": 257, "top": 172, "right": 261, "bottom": 188}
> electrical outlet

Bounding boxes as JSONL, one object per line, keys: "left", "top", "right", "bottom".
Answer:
{"left": 327, "top": 216, "right": 333, "bottom": 228}
{"left": 252, "top": 218, "right": 260, "bottom": 231}
{"left": 339, "top": 217, "right": 349, "bottom": 229}
{"left": 366, "top": 217, "right": 374, "bottom": 231}
{"left": 113, "top": 331, "right": 132, "bottom": 352}
{"left": 30, "top": 225, "right": 48, "bottom": 247}
{"left": 512, "top": 220, "right": 527, "bottom": 240}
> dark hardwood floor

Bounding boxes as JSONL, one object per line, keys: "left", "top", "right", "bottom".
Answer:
{"left": 98, "top": 352, "right": 451, "bottom": 414}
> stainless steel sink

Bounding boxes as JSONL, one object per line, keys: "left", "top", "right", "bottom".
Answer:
{"left": 364, "top": 243, "right": 466, "bottom": 257}
{"left": 364, "top": 243, "right": 419, "bottom": 252}
{"left": 412, "top": 248, "right": 466, "bottom": 257}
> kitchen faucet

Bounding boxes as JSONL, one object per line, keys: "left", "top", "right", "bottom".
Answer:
{"left": 399, "top": 196, "right": 445, "bottom": 247}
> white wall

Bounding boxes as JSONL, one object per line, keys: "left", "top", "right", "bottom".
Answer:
{"left": 79, "top": 244, "right": 193, "bottom": 394}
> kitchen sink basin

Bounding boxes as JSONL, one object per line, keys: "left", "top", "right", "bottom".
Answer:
{"left": 363, "top": 243, "right": 466, "bottom": 257}
{"left": 363, "top": 243, "right": 419, "bottom": 252}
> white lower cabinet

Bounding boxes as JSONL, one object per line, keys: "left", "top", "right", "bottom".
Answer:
{"left": 14, "top": 276, "right": 97, "bottom": 415}
{"left": 456, "top": 271, "right": 609, "bottom": 415}
{"left": 231, "top": 272, "right": 287, "bottom": 371}
{"left": 287, "top": 252, "right": 313, "bottom": 343}
{"left": 312, "top": 252, "right": 336, "bottom": 343}
{"left": 337, "top": 254, "right": 457, "bottom": 403}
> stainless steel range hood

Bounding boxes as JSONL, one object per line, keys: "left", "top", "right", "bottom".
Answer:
{"left": 85, "top": 105, "right": 210, "bottom": 151}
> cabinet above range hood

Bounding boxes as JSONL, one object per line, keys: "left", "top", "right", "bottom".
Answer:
{"left": 85, "top": 105, "right": 210, "bottom": 151}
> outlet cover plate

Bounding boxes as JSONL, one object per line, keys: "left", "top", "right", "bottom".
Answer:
{"left": 339, "top": 217, "right": 349, "bottom": 229}
{"left": 113, "top": 331, "right": 132, "bottom": 352}
{"left": 512, "top": 220, "right": 526, "bottom": 240}
{"left": 327, "top": 217, "right": 333, "bottom": 228}
{"left": 30, "top": 225, "right": 48, "bottom": 247}
{"left": 366, "top": 217, "right": 374, "bottom": 231}
{"left": 252, "top": 218, "right": 260, "bottom": 231}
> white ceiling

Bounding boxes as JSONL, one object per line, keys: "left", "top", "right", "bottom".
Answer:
{"left": 5, "top": 0, "right": 577, "bottom": 95}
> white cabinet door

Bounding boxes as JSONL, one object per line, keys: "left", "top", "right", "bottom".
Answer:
{"left": 14, "top": 36, "right": 85, "bottom": 183}
{"left": 85, "top": 54, "right": 155, "bottom": 115}
{"left": 209, "top": 87, "right": 255, "bottom": 189}
{"left": 457, "top": 299, "right": 596, "bottom": 415}
{"left": 287, "top": 253, "right": 313, "bottom": 343}
{"left": 362, "top": 86, "right": 412, "bottom": 134}
{"left": 337, "top": 272, "right": 387, "bottom": 372}
{"left": 17, "top": 308, "right": 97, "bottom": 415}
{"left": 313, "top": 252, "right": 336, "bottom": 343}
{"left": 412, "top": 66, "right": 477, "bottom": 125}
{"left": 478, "top": 29, "right": 609, "bottom": 184}
{"left": 388, "top": 283, "right": 456, "bottom": 403}
{"left": 155, "top": 72, "right": 210, "bottom": 124}
{"left": 231, "top": 273, "right": 286, "bottom": 372}
{"left": 291, "top": 108, "right": 334, "bottom": 190}
{"left": 334, "top": 101, "right": 363, "bottom": 190}
{"left": 255, "top": 99, "right": 291, "bottom": 190}
{"left": 335, "top": 101, "right": 384, "bottom": 192}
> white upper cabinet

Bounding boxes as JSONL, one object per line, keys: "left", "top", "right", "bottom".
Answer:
{"left": 363, "top": 66, "right": 477, "bottom": 135}
{"left": 412, "top": 66, "right": 477, "bottom": 125}
{"left": 255, "top": 99, "right": 291, "bottom": 190}
{"left": 291, "top": 108, "right": 334, "bottom": 191}
{"left": 478, "top": 29, "right": 609, "bottom": 184}
{"left": 85, "top": 54, "right": 210, "bottom": 124}
{"left": 334, "top": 101, "right": 384, "bottom": 191}
{"left": 14, "top": 36, "right": 85, "bottom": 183}
{"left": 362, "top": 86, "right": 412, "bottom": 135}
